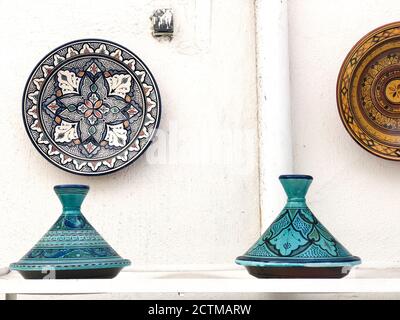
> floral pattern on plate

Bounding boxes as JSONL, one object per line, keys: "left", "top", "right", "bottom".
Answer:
{"left": 23, "top": 39, "right": 161, "bottom": 175}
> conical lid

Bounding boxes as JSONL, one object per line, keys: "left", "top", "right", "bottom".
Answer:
{"left": 10, "top": 185, "right": 130, "bottom": 272}
{"left": 236, "top": 175, "right": 361, "bottom": 268}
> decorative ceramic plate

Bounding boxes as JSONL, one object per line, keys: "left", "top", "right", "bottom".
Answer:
{"left": 337, "top": 22, "right": 400, "bottom": 160}
{"left": 23, "top": 39, "right": 161, "bottom": 175}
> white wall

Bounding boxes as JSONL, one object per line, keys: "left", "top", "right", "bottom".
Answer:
{"left": 288, "top": 0, "right": 400, "bottom": 267}
{"left": 0, "top": 0, "right": 259, "bottom": 269}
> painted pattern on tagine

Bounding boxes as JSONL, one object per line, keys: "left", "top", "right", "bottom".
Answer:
{"left": 245, "top": 207, "right": 350, "bottom": 259}
{"left": 337, "top": 22, "right": 400, "bottom": 160}
{"left": 23, "top": 40, "right": 161, "bottom": 175}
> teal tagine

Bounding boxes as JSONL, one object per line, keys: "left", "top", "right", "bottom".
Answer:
{"left": 236, "top": 175, "right": 361, "bottom": 278}
{"left": 10, "top": 185, "right": 130, "bottom": 279}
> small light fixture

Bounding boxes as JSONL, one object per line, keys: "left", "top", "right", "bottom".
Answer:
{"left": 151, "top": 8, "right": 174, "bottom": 38}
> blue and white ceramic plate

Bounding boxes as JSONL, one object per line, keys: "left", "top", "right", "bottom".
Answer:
{"left": 23, "top": 39, "right": 161, "bottom": 175}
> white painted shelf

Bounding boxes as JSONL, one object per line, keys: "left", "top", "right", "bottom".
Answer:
{"left": 1, "top": 267, "right": 400, "bottom": 296}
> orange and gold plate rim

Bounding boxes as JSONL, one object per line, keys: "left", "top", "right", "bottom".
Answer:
{"left": 337, "top": 21, "right": 400, "bottom": 161}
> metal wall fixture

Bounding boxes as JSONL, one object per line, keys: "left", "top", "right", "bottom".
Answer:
{"left": 151, "top": 8, "right": 174, "bottom": 38}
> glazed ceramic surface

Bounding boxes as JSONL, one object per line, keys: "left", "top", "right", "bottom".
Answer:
{"left": 337, "top": 22, "right": 400, "bottom": 160}
{"left": 236, "top": 175, "right": 361, "bottom": 278}
{"left": 10, "top": 185, "right": 130, "bottom": 279}
{"left": 23, "top": 39, "right": 161, "bottom": 175}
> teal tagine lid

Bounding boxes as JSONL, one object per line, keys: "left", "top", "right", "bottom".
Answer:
{"left": 10, "top": 185, "right": 130, "bottom": 279}
{"left": 236, "top": 175, "right": 361, "bottom": 278}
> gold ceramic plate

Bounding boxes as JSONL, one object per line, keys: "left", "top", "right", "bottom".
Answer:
{"left": 337, "top": 22, "right": 400, "bottom": 160}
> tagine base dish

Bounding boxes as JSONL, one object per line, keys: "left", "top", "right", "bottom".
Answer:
{"left": 15, "top": 267, "right": 123, "bottom": 279}
{"left": 244, "top": 266, "right": 349, "bottom": 279}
